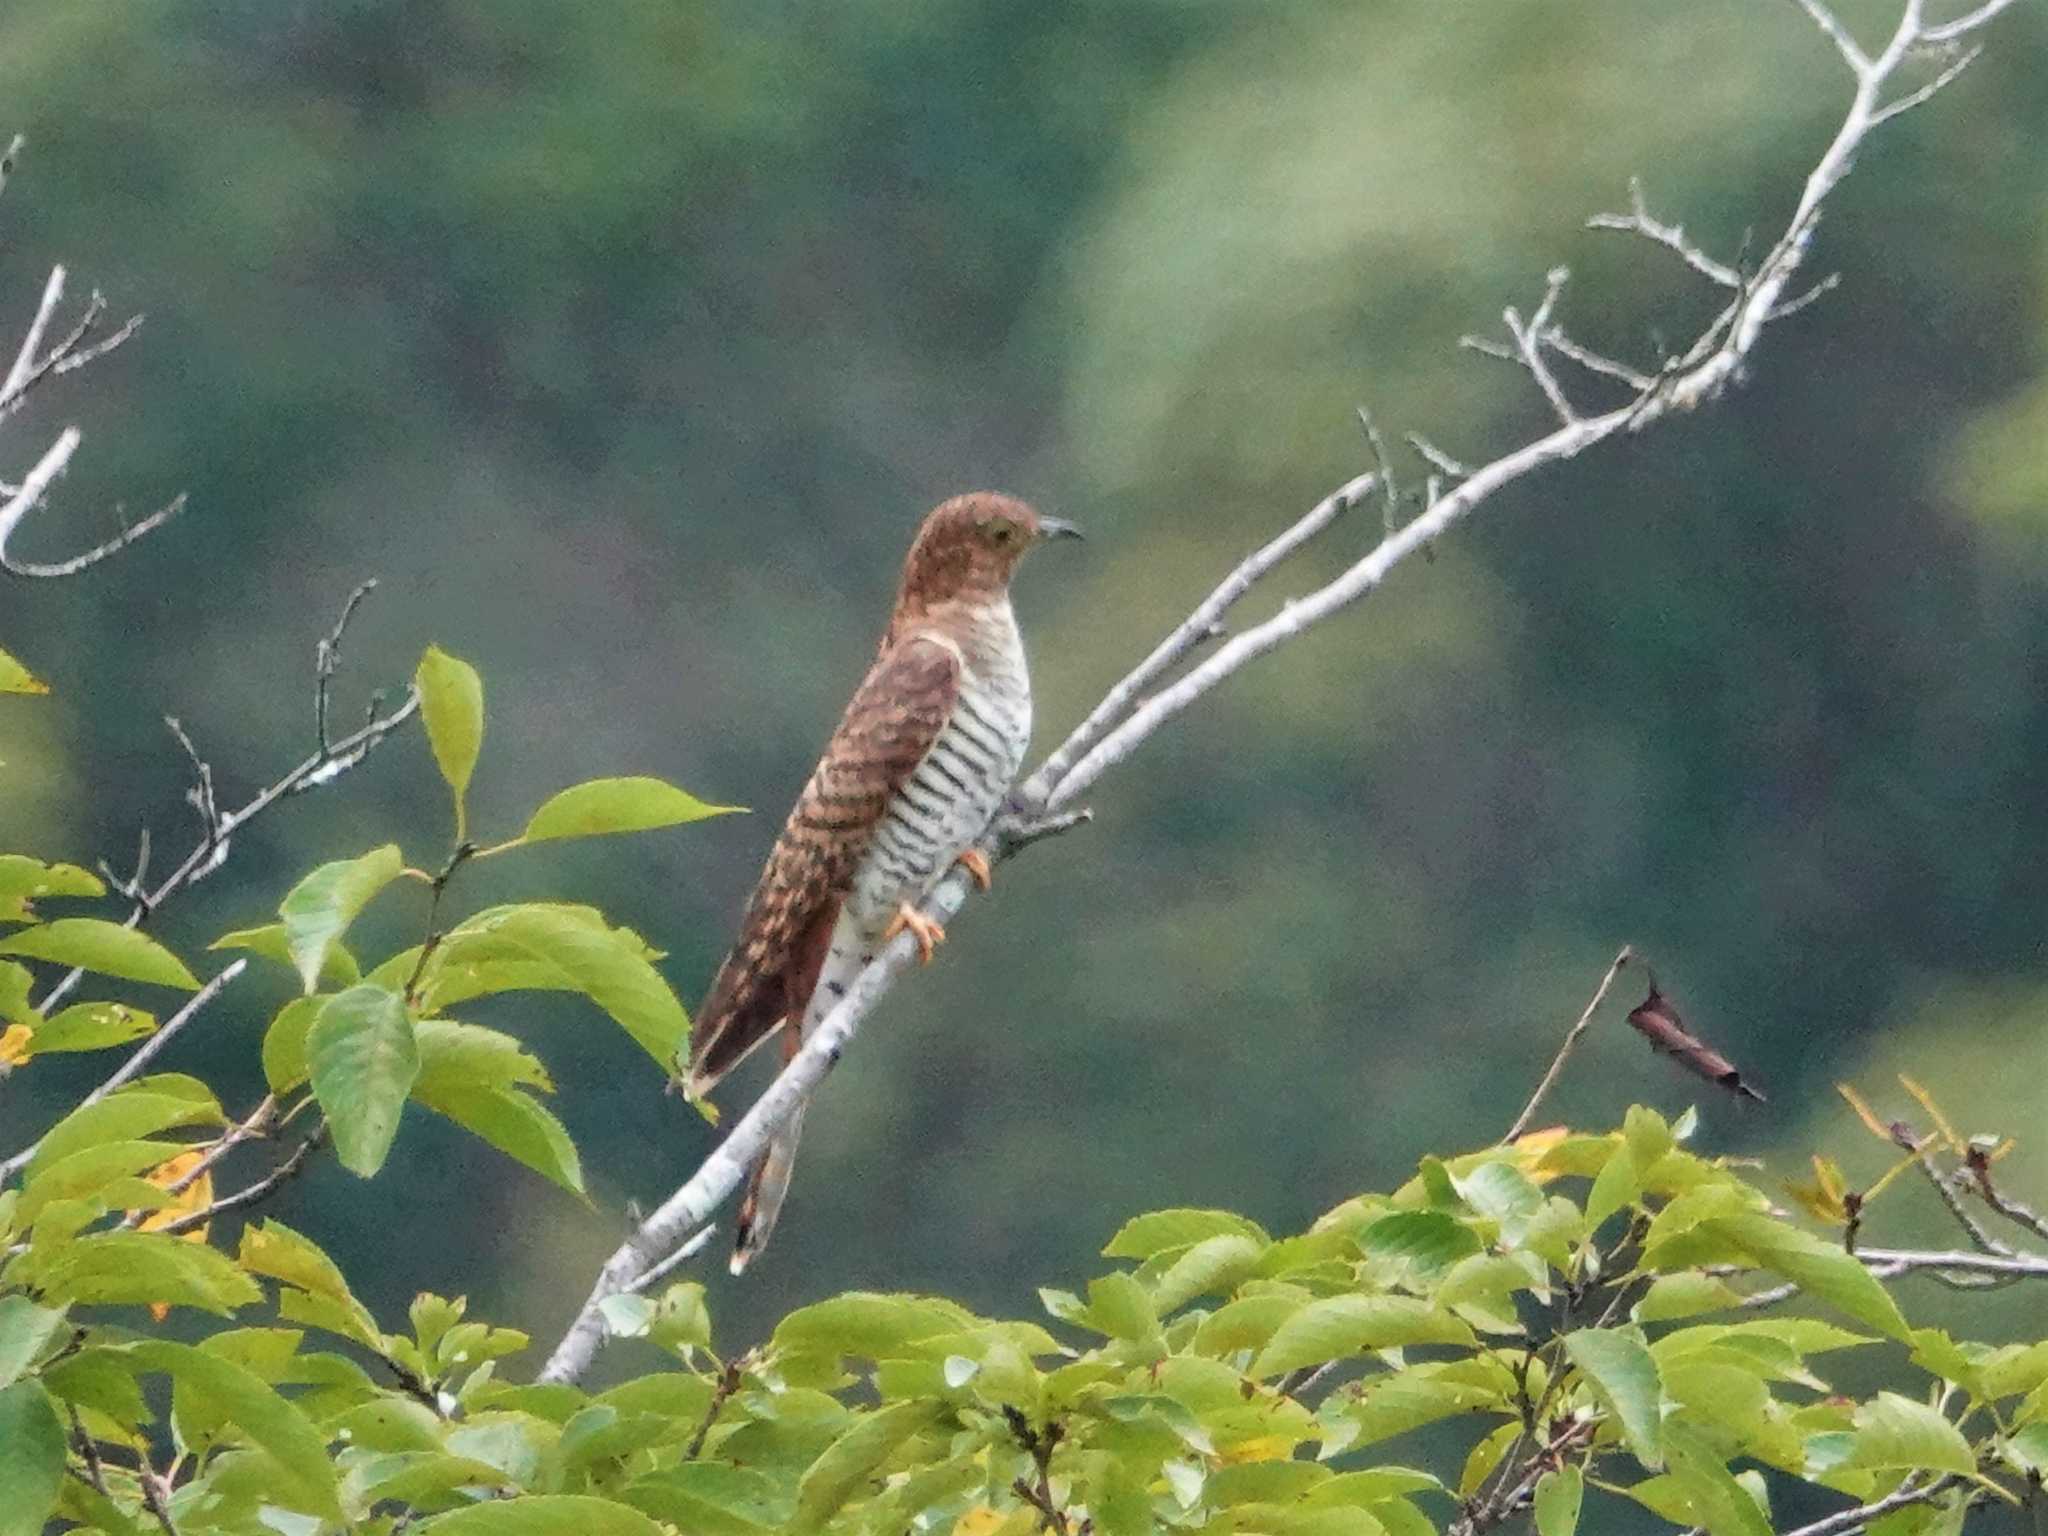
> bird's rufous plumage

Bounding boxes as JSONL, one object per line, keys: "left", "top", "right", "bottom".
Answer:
{"left": 685, "top": 492, "right": 1078, "bottom": 1271}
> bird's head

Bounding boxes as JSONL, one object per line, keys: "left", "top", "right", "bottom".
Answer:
{"left": 895, "top": 491, "right": 1082, "bottom": 612}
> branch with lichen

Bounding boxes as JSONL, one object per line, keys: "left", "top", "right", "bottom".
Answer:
{"left": 535, "top": 0, "right": 2027, "bottom": 1386}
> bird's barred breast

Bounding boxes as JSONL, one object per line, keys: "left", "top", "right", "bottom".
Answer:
{"left": 852, "top": 663, "right": 1029, "bottom": 934}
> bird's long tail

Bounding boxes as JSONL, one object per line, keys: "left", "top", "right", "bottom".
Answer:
{"left": 730, "top": 1097, "right": 808, "bottom": 1275}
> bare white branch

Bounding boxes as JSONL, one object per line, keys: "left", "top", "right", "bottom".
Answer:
{"left": 2, "top": 265, "right": 66, "bottom": 405}
{"left": 1587, "top": 179, "right": 1746, "bottom": 289}
{"left": 1789, "top": 0, "right": 1874, "bottom": 76}
{"left": 533, "top": 0, "right": 2030, "bottom": 1387}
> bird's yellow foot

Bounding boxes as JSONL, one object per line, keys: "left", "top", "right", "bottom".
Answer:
{"left": 884, "top": 902, "right": 947, "bottom": 964}
{"left": 956, "top": 848, "right": 994, "bottom": 892}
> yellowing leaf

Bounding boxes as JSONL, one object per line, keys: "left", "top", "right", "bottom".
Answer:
{"left": 0, "top": 1023, "right": 32, "bottom": 1068}
{"left": 0, "top": 645, "right": 50, "bottom": 696}
{"left": 416, "top": 645, "right": 484, "bottom": 840}
{"left": 134, "top": 1150, "right": 214, "bottom": 1322}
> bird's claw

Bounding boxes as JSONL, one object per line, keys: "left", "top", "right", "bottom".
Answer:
{"left": 956, "top": 848, "right": 994, "bottom": 892}
{"left": 884, "top": 902, "right": 947, "bottom": 964}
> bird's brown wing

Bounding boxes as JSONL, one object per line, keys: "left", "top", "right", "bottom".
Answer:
{"left": 684, "top": 632, "right": 962, "bottom": 1096}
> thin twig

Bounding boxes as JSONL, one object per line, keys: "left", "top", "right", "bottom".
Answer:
{"left": 1021, "top": 470, "right": 1377, "bottom": 795}
{"left": 1503, "top": 948, "right": 1634, "bottom": 1143}
{"left": 0, "top": 960, "right": 248, "bottom": 1181}
{"left": 624, "top": 1221, "right": 721, "bottom": 1294}
{"left": 1783, "top": 1478, "right": 1959, "bottom": 1536}
{"left": 29, "top": 597, "right": 420, "bottom": 1016}
{"left": 153, "top": 1123, "right": 328, "bottom": 1235}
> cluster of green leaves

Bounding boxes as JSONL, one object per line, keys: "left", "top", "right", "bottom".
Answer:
{"left": 5, "top": 1091, "right": 2047, "bottom": 1534}
{"left": 0, "top": 645, "right": 747, "bottom": 1530}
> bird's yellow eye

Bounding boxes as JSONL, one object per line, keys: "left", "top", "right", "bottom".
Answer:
{"left": 985, "top": 517, "right": 1018, "bottom": 546}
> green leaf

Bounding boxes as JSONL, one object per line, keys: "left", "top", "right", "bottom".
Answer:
{"left": 26, "top": 1083, "right": 222, "bottom": 1181}
{"left": 0, "top": 1296, "right": 64, "bottom": 1391}
{"left": 792, "top": 1398, "right": 945, "bottom": 1532}
{"left": 0, "top": 1380, "right": 64, "bottom": 1536}
{"left": 519, "top": 776, "right": 743, "bottom": 844}
{"left": 237, "top": 1220, "right": 383, "bottom": 1348}
{"left": 1701, "top": 1214, "right": 1911, "bottom": 1341}
{"left": 417, "top": 644, "right": 485, "bottom": 839}
{"left": 1843, "top": 1393, "right": 1976, "bottom": 1476}
{"left": 1149, "top": 1233, "right": 1266, "bottom": 1312}
{"left": 0, "top": 645, "right": 49, "bottom": 697}
{"left": 307, "top": 983, "right": 419, "bottom": 1176}
{"left": 1563, "top": 1327, "right": 1665, "bottom": 1469}
{"left": 426, "top": 904, "right": 689, "bottom": 1069}
{"left": 622, "top": 1464, "right": 792, "bottom": 1534}
{"left": 1361, "top": 1210, "right": 1484, "bottom": 1276}
{"left": 17, "top": 1139, "right": 189, "bottom": 1223}
{"left": 415, "top": 1079, "right": 584, "bottom": 1193}
{"left": 28, "top": 1000, "right": 154, "bottom": 1053}
{"left": 1634, "top": 1273, "right": 1747, "bottom": 1323}
{"left": 414, "top": 1019, "right": 553, "bottom": 1095}
{"left": 1252, "top": 1295, "right": 1475, "bottom": 1378}
{"left": 261, "top": 996, "right": 325, "bottom": 1094}
{"left": 1454, "top": 1160, "right": 1546, "bottom": 1246}
{"left": 125, "top": 1340, "right": 342, "bottom": 1519}
{"left": 26, "top": 1229, "right": 262, "bottom": 1315}
{"left": 0, "top": 856, "right": 103, "bottom": 921}
{"left": 773, "top": 1293, "right": 977, "bottom": 1360}
{"left": 1535, "top": 1465, "right": 1583, "bottom": 1536}
{"left": 211, "top": 922, "right": 359, "bottom": 988}
{"left": 0, "top": 918, "right": 198, "bottom": 990}
{"left": 1664, "top": 1424, "right": 1773, "bottom": 1536}
{"left": 1585, "top": 1141, "right": 1640, "bottom": 1232}
{"left": 1104, "top": 1208, "right": 1270, "bottom": 1259}
{"left": 279, "top": 845, "right": 404, "bottom": 994}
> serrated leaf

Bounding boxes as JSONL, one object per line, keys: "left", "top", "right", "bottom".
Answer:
{"left": 1563, "top": 1327, "right": 1664, "bottom": 1469}
{"left": 261, "top": 996, "right": 324, "bottom": 1094}
{"left": 26, "top": 1083, "right": 221, "bottom": 1181}
{"left": 1844, "top": 1393, "right": 1976, "bottom": 1476}
{"left": 1634, "top": 1273, "right": 1746, "bottom": 1323}
{"left": 1362, "top": 1210, "right": 1484, "bottom": 1276}
{"left": 0, "top": 1380, "right": 64, "bottom": 1536}
{"left": 1150, "top": 1233, "right": 1265, "bottom": 1312}
{"left": 28, "top": 1000, "right": 154, "bottom": 1053}
{"left": 773, "top": 1293, "right": 977, "bottom": 1360}
{"left": 279, "top": 846, "right": 403, "bottom": 994}
{"left": 237, "top": 1220, "right": 382, "bottom": 1348}
{"left": 0, "top": 918, "right": 198, "bottom": 990}
{"left": 1252, "top": 1295, "right": 1475, "bottom": 1378}
{"left": 128, "top": 1340, "right": 341, "bottom": 1518}
{"left": 417, "top": 645, "right": 485, "bottom": 837}
{"left": 1700, "top": 1214, "right": 1910, "bottom": 1340}
{"left": 424, "top": 905, "right": 688, "bottom": 1068}
{"left": 0, "top": 856, "right": 103, "bottom": 921}
{"left": 307, "top": 983, "right": 418, "bottom": 1176}
{"left": 1665, "top": 1424, "right": 1773, "bottom": 1536}
{"left": 27, "top": 1229, "right": 260, "bottom": 1315}
{"left": 415, "top": 1019, "right": 553, "bottom": 1095}
{"left": 792, "top": 1399, "right": 944, "bottom": 1532}
{"left": 1585, "top": 1141, "right": 1640, "bottom": 1231}
{"left": 1535, "top": 1466, "right": 1583, "bottom": 1536}
{"left": 0, "top": 1296, "right": 64, "bottom": 1391}
{"left": 1104, "top": 1208, "right": 1270, "bottom": 1259}
{"left": 415, "top": 1079, "right": 583, "bottom": 1193}
{"left": 519, "top": 776, "right": 743, "bottom": 844}
{"left": 211, "top": 922, "right": 359, "bottom": 988}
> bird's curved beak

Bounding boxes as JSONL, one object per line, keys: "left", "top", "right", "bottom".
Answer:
{"left": 1037, "top": 516, "right": 1084, "bottom": 542}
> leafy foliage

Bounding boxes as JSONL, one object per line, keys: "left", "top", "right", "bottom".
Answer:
{"left": 6, "top": 653, "right": 2046, "bottom": 1536}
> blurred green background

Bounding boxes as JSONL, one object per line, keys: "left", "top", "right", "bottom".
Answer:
{"left": 3, "top": 0, "right": 2046, "bottom": 1367}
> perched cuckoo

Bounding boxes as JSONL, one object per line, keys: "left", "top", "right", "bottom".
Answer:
{"left": 684, "top": 492, "right": 1080, "bottom": 1273}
